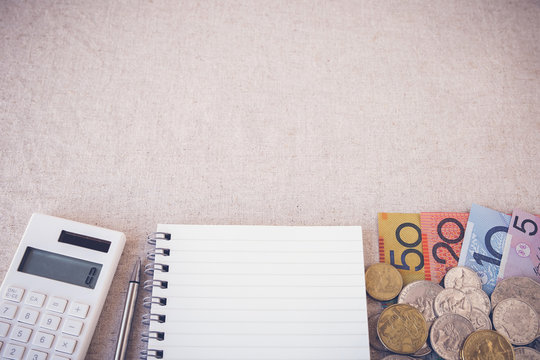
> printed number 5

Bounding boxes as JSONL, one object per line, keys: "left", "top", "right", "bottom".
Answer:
{"left": 390, "top": 249, "right": 424, "bottom": 271}
{"left": 513, "top": 216, "right": 538, "bottom": 236}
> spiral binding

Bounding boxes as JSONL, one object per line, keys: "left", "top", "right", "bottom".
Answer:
{"left": 141, "top": 232, "right": 171, "bottom": 359}
{"left": 143, "top": 279, "right": 168, "bottom": 291}
{"left": 147, "top": 232, "right": 171, "bottom": 245}
{"left": 144, "top": 262, "right": 169, "bottom": 276}
{"left": 142, "top": 313, "right": 166, "bottom": 325}
{"left": 140, "top": 349, "right": 164, "bottom": 359}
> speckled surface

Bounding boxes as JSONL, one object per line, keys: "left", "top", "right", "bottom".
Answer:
{"left": 1, "top": 1, "right": 539, "bottom": 358}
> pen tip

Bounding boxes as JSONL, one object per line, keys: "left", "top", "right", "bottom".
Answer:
{"left": 130, "top": 257, "right": 141, "bottom": 283}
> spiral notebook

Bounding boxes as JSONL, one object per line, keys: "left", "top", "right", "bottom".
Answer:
{"left": 142, "top": 225, "right": 370, "bottom": 360}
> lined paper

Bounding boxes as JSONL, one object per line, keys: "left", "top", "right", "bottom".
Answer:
{"left": 147, "top": 225, "right": 370, "bottom": 360}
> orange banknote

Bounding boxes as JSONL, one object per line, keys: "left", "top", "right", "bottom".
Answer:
{"left": 378, "top": 213, "right": 425, "bottom": 285}
{"left": 420, "top": 212, "right": 469, "bottom": 283}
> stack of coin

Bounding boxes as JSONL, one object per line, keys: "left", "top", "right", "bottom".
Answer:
{"left": 365, "top": 263, "right": 540, "bottom": 360}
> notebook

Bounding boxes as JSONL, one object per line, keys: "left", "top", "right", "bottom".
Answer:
{"left": 142, "top": 225, "right": 370, "bottom": 360}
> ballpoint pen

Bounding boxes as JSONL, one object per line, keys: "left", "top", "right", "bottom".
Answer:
{"left": 114, "top": 257, "right": 141, "bottom": 360}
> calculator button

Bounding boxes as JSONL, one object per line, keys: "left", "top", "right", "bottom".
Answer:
{"left": 0, "top": 303, "right": 19, "bottom": 320}
{"left": 40, "top": 313, "right": 61, "bottom": 331}
{"left": 0, "top": 321, "right": 11, "bottom": 336}
{"left": 32, "top": 331, "right": 55, "bottom": 349}
{"left": 46, "top": 297, "right": 67, "bottom": 314}
{"left": 55, "top": 336, "right": 77, "bottom": 354}
{"left": 61, "top": 318, "right": 83, "bottom": 336}
{"left": 25, "top": 293, "right": 46, "bottom": 308}
{"left": 25, "top": 349, "right": 48, "bottom": 360}
{"left": 3, "top": 287, "right": 25, "bottom": 303}
{"left": 18, "top": 308, "right": 40, "bottom": 325}
{"left": 10, "top": 326, "right": 32, "bottom": 343}
{"left": 3, "top": 342, "right": 25, "bottom": 360}
{"left": 67, "top": 302, "right": 89, "bottom": 319}
{"left": 51, "top": 356, "right": 70, "bottom": 360}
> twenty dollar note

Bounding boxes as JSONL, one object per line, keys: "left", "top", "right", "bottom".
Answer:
{"left": 421, "top": 212, "right": 469, "bottom": 284}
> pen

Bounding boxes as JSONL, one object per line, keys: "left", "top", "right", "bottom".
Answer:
{"left": 114, "top": 257, "right": 141, "bottom": 360}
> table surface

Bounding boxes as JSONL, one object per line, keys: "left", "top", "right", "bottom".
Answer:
{"left": 1, "top": 1, "right": 539, "bottom": 359}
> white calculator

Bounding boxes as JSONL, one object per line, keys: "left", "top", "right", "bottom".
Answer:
{"left": 0, "top": 214, "right": 126, "bottom": 360}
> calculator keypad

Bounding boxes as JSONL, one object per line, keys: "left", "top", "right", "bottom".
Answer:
{"left": 25, "top": 293, "right": 46, "bottom": 309}
{"left": 0, "top": 286, "right": 91, "bottom": 359}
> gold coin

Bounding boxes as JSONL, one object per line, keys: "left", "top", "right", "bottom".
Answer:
{"left": 365, "top": 263, "right": 403, "bottom": 301}
{"left": 461, "top": 330, "right": 514, "bottom": 360}
{"left": 377, "top": 304, "right": 428, "bottom": 354}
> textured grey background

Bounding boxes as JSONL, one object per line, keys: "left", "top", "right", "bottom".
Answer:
{"left": 1, "top": 1, "right": 539, "bottom": 359}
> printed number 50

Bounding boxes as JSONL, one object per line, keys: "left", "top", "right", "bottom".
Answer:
{"left": 390, "top": 223, "right": 424, "bottom": 271}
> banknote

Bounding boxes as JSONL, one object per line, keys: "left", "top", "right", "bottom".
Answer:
{"left": 457, "top": 204, "right": 511, "bottom": 294}
{"left": 421, "top": 212, "right": 469, "bottom": 283}
{"left": 378, "top": 213, "right": 425, "bottom": 285}
{"left": 498, "top": 209, "right": 540, "bottom": 283}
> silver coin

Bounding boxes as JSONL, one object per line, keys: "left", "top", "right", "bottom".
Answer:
{"left": 434, "top": 288, "right": 472, "bottom": 318}
{"left": 466, "top": 308, "right": 492, "bottom": 330}
{"left": 514, "top": 346, "right": 540, "bottom": 360}
{"left": 491, "top": 277, "right": 540, "bottom": 316}
{"left": 369, "top": 313, "right": 386, "bottom": 351}
{"left": 429, "top": 313, "right": 475, "bottom": 360}
{"left": 444, "top": 266, "right": 482, "bottom": 290}
{"left": 370, "top": 349, "right": 393, "bottom": 360}
{"left": 493, "top": 298, "right": 539, "bottom": 345}
{"left": 461, "top": 287, "right": 491, "bottom": 315}
{"left": 411, "top": 342, "right": 432, "bottom": 357}
{"left": 398, "top": 280, "right": 443, "bottom": 326}
{"left": 381, "top": 355, "right": 415, "bottom": 360}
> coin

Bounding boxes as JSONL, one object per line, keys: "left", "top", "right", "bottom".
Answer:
{"left": 381, "top": 355, "right": 415, "bottom": 360}
{"left": 444, "top": 266, "right": 481, "bottom": 290}
{"left": 492, "top": 298, "right": 539, "bottom": 345}
{"left": 366, "top": 263, "right": 403, "bottom": 301}
{"left": 397, "top": 280, "right": 443, "bottom": 326}
{"left": 411, "top": 343, "right": 432, "bottom": 357}
{"left": 434, "top": 288, "right": 472, "bottom": 318}
{"left": 460, "top": 330, "right": 514, "bottom": 360}
{"left": 514, "top": 346, "right": 540, "bottom": 360}
{"left": 461, "top": 287, "right": 491, "bottom": 315}
{"left": 369, "top": 313, "right": 387, "bottom": 351}
{"left": 429, "top": 313, "right": 474, "bottom": 360}
{"left": 491, "top": 276, "right": 540, "bottom": 315}
{"left": 466, "top": 308, "right": 491, "bottom": 330}
{"left": 377, "top": 304, "right": 428, "bottom": 354}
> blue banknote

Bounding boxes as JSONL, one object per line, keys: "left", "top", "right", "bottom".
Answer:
{"left": 457, "top": 204, "right": 511, "bottom": 294}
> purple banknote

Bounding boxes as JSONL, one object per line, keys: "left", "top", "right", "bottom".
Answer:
{"left": 498, "top": 209, "right": 540, "bottom": 283}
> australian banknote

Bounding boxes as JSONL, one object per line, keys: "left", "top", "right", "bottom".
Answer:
{"left": 378, "top": 213, "right": 425, "bottom": 285}
{"left": 498, "top": 209, "right": 540, "bottom": 283}
{"left": 457, "top": 204, "right": 511, "bottom": 294}
{"left": 421, "top": 212, "right": 469, "bottom": 284}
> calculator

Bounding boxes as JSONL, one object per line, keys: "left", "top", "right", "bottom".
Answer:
{"left": 0, "top": 214, "right": 126, "bottom": 360}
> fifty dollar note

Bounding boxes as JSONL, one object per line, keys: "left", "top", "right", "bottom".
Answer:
{"left": 378, "top": 213, "right": 425, "bottom": 285}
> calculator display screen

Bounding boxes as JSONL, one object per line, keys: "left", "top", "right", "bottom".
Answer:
{"left": 18, "top": 247, "right": 103, "bottom": 289}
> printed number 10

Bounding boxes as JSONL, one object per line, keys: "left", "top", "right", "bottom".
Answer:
{"left": 473, "top": 225, "right": 508, "bottom": 266}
